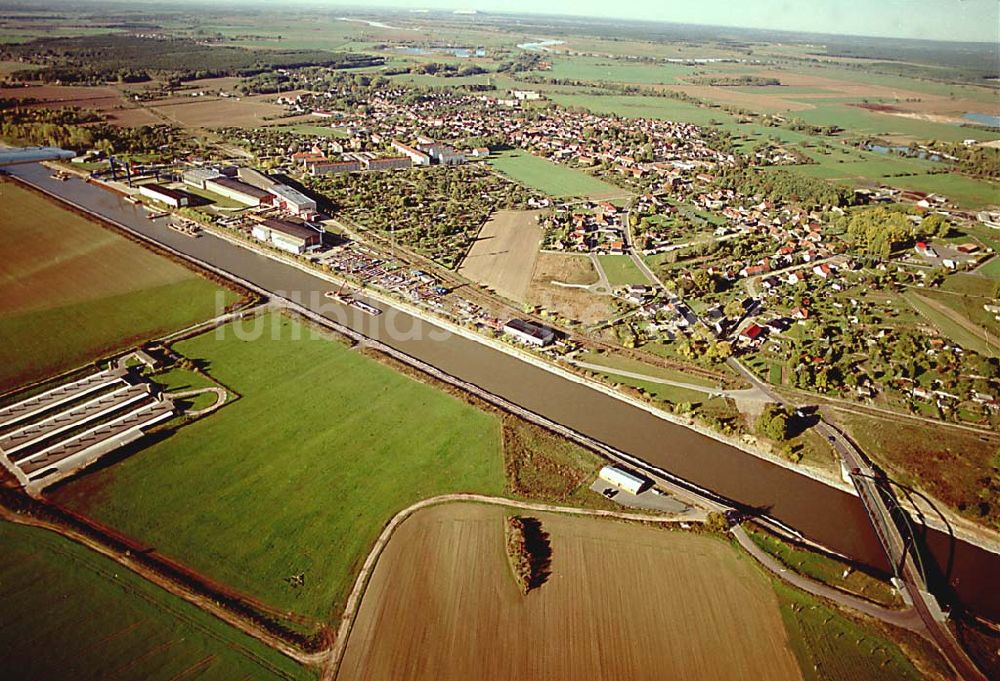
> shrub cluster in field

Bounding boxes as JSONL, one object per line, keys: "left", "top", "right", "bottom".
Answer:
{"left": 504, "top": 516, "right": 552, "bottom": 594}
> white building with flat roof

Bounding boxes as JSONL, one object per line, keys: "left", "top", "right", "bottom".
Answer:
{"left": 598, "top": 466, "right": 648, "bottom": 495}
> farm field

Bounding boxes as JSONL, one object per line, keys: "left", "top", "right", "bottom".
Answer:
{"left": 549, "top": 93, "right": 737, "bottom": 126}
{"left": 51, "top": 312, "right": 505, "bottom": 625}
{"left": 596, "top": 254, "right": 651, "bottom": 286}
{"left": 0, "top": 84, "right": 162, "bottom": 127}
{"left": 0, "top": 180, "right": 240, "bottom": 391}
{"left": 338, "top": 502, "right": 802, "bottom": 681}
{"left": 541, "top": 56, "right": 694, "bottom": 84}
{"left": 143, "top": 94, "right": 311, "bottom": 129}
{"left": 526, "top": 253, "right": 612, "bottom": 325}
{"left": 489, "top": 149, "right": 625, "bottom": 199}
{"left": 0, "top": 521, "right": 311, "bottom": 681}
{"left": 458, "top": 209, "right": 543, "bottom": 302}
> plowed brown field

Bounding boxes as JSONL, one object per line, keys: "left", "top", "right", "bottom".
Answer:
{"left": 338, "top": 503, "right": 801, "bottom": 681}
{"left": 458, "top": 210, "right": 543, "bottom": 303}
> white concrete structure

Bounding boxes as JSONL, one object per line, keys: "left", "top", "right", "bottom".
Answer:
{"left": 392, "top": 140, "right": 432, "bottom": 166}
{"left": 598, "top": 465, "right": 648, "bottom": 495}
{"left": 182, "top": 167, "right": 222, "bottom": 190}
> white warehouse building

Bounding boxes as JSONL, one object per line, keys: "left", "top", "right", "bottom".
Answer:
{"left": 268, "top": 184, "right": 317, "bottom": 217}
{"left": 598, "top": 465, "right": 649, "bottom": 495}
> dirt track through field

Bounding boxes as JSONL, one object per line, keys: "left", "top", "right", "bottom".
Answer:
{"left": 458, "top": 210, "right": 543, "bottom": 302}
{"left": 333, "top": 500, "right": 799, "bottom": 681}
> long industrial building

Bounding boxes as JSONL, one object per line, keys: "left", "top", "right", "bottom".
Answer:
{"left": 0, "top": 367, "right": 174, "bottom": 494}
{"left": 204, "top": 176, "right": 273, "bottom": 207}
{"left": 138, "top": 182, "right": 189, "bottom": 208}
{"left": 251, "top": 218, "right": 323, "bottom": 254}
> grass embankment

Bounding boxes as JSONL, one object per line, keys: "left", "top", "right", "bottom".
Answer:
{"left": 0, "top": 521, "right": 312, "bottom": 681}
{"left": 503, "top": 415, "right": 616, "bottom": 511}
{"left": 51, "top": 312, "right": 505, "bottom": 627}
{"left": 488, "top": 149, "right": 623, "bottom": 199}
{"left": 836, "top": 412, "right": 1000, "bottom": 529}
{"left": 773, "top": 579, "right": 950, "bottom": 681}
{"left": 744, "top": 524, "right": 901, "bottom": 608}
{"left": 0, "top": 180, "right": 241, "bottom": 391}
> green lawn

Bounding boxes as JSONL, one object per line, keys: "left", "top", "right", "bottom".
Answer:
{"left": 0, "top": 521, "right": 311, "bottom": 681}
{"left": 744, "top": 525, "right": 900, "bottom": 608}
{"left": 52, "top": 312, "right": 504, "bottom": 625}
{"left": 489, "top": 149, "right": 623, "bottom": 199}
{"left": 877, "top": 173, "right": 1000, "bottom": 210}
{"left": 597, "top": 254, "right": 651, "bottom": 286}
{"left": 577, "top": 350, "right": 719, "bottom": 388}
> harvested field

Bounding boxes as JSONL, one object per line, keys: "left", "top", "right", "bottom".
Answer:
{"left": 458, "top": 209, "right": 542, "bottom": 302}
{"left": 143, "top": 94, "right": 309, "bottom": 129}
{"left": 0, "top": 84, "right": 161, "bottom": 126}
{"left": 526, "top": 253, "right": 612, "bottom": 325}
{"left": 339, "top": 503, "right": 801, "bottom": 681}
{"left": 0, "top": 179, "right": 240, "bottom": 391}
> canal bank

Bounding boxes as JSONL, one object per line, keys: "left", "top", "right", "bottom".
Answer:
{"left": 8, "top": 162, "right": 1000, "bottom": 622}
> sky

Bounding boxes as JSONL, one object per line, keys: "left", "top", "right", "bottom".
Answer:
{"left": 323, "top": 0, "right": 1000, "bottom": 43}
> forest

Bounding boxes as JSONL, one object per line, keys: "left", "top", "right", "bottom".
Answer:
{"left": 1, "top": 35, "right": 383, "bottom": 84}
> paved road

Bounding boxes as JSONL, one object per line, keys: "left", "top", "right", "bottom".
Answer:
{"left": 731, "top": 525, "right": 925, "bottom": 633}
{"left": 728, "top": 356, "right": 988, "bottom": 680}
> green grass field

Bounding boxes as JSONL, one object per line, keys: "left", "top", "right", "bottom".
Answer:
{"left": 550, "top": 93, "right": 737, "bottom": 126}
{"left": 597, "top": 254, "right": 651, "bottom": 286}
{"left": 541, "top": 57, "right": 694, "bottom": 85}
{"left": 577, "top": 350, "right": 719, "bottom": 388}
{"left": 51, "top": 312, "right": 504, "bottom": 625}
{"left": 744, "top": 525, "right": 900, "bottom": 608}
{"left": 0, "top": 521, "right": 311, "bottom": 681}
{"left": 488, "top": 149, "right": 624, "bottom": 198}
{"left": 877, "top": 173, "right": 1000, "bottom": 210}
{"left": 794, "top": 103, "right": 1000, "bottom": 143}
{"left": 772, "top": 580, "right": 936, "bottom": 681}
{"left": 0, "top": 181, "right": 240, "bottom": 391}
